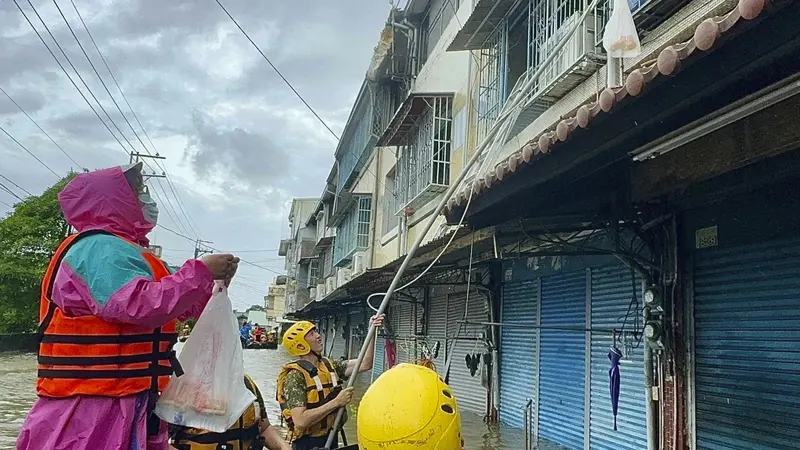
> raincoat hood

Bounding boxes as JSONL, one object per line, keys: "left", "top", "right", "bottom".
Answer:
{"left": 58, "top": 166, "right": 153, "bottom": 246}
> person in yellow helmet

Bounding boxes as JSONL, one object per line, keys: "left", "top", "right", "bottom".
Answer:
{"left": 357, "top": 363, "right": 464, "bottom": 450}
{"left": 168, "top": 374, "right": 290, "bottom": 450}
{"left": 276, "top": 315, "right": 384, "bottom": 450}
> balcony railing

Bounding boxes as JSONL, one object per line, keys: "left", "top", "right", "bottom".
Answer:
{"left": 333, "top": 195, "right": 372, "bottom": 266}
{"left": 337, "top": 81, "right": 404, "bottom": 193}
{"left": 378, "top": 94, "right": 454, "bottom": 213}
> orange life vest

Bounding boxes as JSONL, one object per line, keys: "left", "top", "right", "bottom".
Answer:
{"left": 36, "top": 229, "right": 182, "bottom": 399}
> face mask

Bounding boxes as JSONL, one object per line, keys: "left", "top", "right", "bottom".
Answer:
{"left": 138, "top": 186, "right": 159, "bottom": 226}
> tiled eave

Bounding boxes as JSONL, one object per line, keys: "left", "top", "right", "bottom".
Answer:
{"left": 443, "top": 0, "right": 776, "bottom": 216}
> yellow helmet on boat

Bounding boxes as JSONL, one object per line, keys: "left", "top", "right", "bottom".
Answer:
{"left": 357, "top": 363, "right": 463, "bottom": 450}
{"left": 282, "top": 321, "right": 316, "bottom": 356}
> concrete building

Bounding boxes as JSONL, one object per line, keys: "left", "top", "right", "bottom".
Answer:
{"left": 277, "top": 0, "right": 800, "bottom": 448}
{"left": 264, "top": 275, "right": 287, "bottom": 325}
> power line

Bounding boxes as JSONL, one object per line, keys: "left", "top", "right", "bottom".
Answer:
{"left": 157, "top": 223, "right": 290, "bottom": 277}
{"left": 0, "top": 86, "right": 84, "bottom": 170}
{"left": 0, "top": 124, "right": 60, "bottom": 177}
{"left": 69, "top": 0, "right": 203, "bottom": 238}
{"left": 12, "top": 0, "right": 130, "bottom": 158}
{"left": 47, "top": 0, "right": 194, "bottom": 239}
{"left": 213, "top": 0, "right": 340, "bottom": 141}
{"left": 0, "top": 172, "right": 33, "bottom": 197}
{"left": 0, "top": 198, "right": 12, "bottom": 208}
{"left": 0, "top": 181, "right": 24, "bottom": 201}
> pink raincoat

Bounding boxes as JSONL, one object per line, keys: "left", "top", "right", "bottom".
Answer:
{"left": 17, "top": 166, "right": 214, "bottom": 450}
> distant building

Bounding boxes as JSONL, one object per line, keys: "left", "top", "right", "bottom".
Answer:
{"left": 265, "top": 276, "right": 287, "bottom": 325}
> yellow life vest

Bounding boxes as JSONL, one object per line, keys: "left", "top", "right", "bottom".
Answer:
{"left": 170, "top": 374, "right": 265, "bottom": 450}
{"left": 276, "top": 357, "right": 344, "bottom": 441}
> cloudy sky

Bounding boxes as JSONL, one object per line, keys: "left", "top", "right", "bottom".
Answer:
{"left": 0, "top": 0, "right": 392, "bottom": 309}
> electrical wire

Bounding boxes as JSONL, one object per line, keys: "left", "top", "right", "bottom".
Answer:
{"left": 0, "top": 172, "right": 33, "bottom": 197}
{"left": 213, "top": 0, "right": 340, "bottom": 141}
{"left": 0, "top": 198, "right": 12, "bottom": 208}
{"left": 0, "top": 181, "right": 24, "bottom": 201}
{"left": 15, "top": 0, "right": 191, "bottom": 238}
{"left": 64, "top": 0, "right": 201, "bottom": 239}
{"left": 0, "top": 124, "right": 60, "bottom": 177}
{"left": 0, "top": 86, "right": 84, "bottom": 170}
{"left": 50, "top": 0, "right": 191, "bottom": 237}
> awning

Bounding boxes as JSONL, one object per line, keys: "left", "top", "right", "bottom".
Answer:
{"left": 442, "top": 0, "right": 781, "bottom": 218}
{"left": 376, "top": 92, "right": 454, "bottom": 147}
{"left": 447, "top": 0, "right": 518, "bottom": 52}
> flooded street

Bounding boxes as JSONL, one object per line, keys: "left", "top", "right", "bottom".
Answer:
{"left": 0, "top": 346, "right": 527, "bottom": 449}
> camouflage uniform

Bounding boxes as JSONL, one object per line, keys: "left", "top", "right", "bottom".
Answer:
{"left": 281, "top": 359, "right": 349, "bottom": 410}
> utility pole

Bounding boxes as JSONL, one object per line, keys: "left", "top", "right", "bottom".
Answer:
{"left": 129, "top": 152, "right": 166, "bottom": 180}
{"left": 194, "top": 239, "right": 214, "bottom": 259}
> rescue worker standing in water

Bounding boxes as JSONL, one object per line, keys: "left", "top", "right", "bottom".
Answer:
{"left": 169, "top": 374, "right": 289, "bottom": 450}
{"left": 276, "top": 315, "right": 384, "bottom": 450}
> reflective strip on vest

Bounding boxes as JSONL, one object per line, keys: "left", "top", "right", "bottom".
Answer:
{"left": 36, "top": 230, "right": 182, "bottom": 399}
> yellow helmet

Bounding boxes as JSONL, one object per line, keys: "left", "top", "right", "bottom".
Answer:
{"left": 357, "top": 363, "right": 463, "bottom": 450}
{"left": 282, "top": 321, "right": 316, "bottom": 356}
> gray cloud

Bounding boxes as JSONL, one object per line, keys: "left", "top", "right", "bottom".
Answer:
{"left": 0, "top": 0, "right": 391, "bottom": 308}
{"left": 186, "top": 110, "right": 289, "bottom": 186}
{"left": 0, "top": 89, "right": 46, "bottom": 116}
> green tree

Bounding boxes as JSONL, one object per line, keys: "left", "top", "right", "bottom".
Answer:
{"left": 0, "top": 174, "right": 74, "bottom": 333}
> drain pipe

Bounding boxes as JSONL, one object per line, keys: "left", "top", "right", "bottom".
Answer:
{"left": 476, "top": 285, "right": 500, "bottom": 422}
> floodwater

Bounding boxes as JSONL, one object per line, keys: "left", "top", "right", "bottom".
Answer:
{"left": 0, "top": 347, "right": 547, "bottom": 449}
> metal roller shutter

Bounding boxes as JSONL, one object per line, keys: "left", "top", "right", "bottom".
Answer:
{"left": 446, "top": 290, "right": 490, "bottom": 415}
{"left": 539, "top": 270, "right": 586, "bottom": 450}
{"left": 328, "top": 317, "right": 348, "bottom": 360}
{"left": 589, "top": 266, "right": 647, "bottom": 450}
{"left": 499, "top": 279, "right": 539, "bottom": 429}
{"left": 391, "top": 300, "right": 419, "bottom": 364}
{"left": 348, "top": 312, "right": 366, "bottom": 359}
{"left": 694, "top": 238, "right": 800, "bottom": 449}
{"left": 426, "top": 289, "right": 448, "bottom": 373}
{"left": 371, "top": 336, "right": 386, "bottom": 381}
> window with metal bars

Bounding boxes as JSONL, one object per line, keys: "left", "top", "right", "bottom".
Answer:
{"left": 382, "top": 168, "right": 399, "bottom": 236}
{"left": 418, "top": 0, "right": 461, "bottom": 70}
{"left": 308, "top": 258, "right": 320, "bottom": 287}
{"left": 333, "top": 196, "right": 373, "bottom": 266}
{"left": 395, "top": 96, "right": 453, "bottom": 212}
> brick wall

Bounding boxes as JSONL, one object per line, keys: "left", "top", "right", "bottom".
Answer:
{"left": 662, "top": 376, "right": 676, "bottom": 450}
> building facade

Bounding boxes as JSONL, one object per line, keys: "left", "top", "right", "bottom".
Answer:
{"left": 279, "top": 0, "right": 800, "bottom": 448}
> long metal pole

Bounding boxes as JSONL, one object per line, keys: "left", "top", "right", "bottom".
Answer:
{"left": 323, "top": 2, "right": 602, "bottom": 446}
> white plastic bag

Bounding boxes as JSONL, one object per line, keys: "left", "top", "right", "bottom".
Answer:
{"left": 155, "top": 283, "right": 255, "bottom": 433}
{"left": 602, "top": 0, "right": 642, "bottom": 58}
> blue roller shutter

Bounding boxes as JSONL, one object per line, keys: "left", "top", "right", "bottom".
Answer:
{"left": 499, "top": 279, "right": 539, "bottom": 429}
{"left": 589, "top": 266, "right": 648, "bottom": 450}
{"left": 694, "top": 237, "right": 800, "bottom": 449}
{"left": 446, "top": 290, "right": 489, "bottom": 415}
{"left": 539, "top": 270, "right": 586, "bottom": 449}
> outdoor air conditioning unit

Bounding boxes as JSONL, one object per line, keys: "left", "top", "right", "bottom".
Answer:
{"left": 538, "top": 11, "right": 596, "bottom": 90}
{"left": 325, "top": 277, "right": 336, "bottom": 294}
{"left": 316, "top": 283, "right": 326, "bottom": 301}
{"left": 352, "top": 252, "right": 366, "bottom": 276}
{"left": 337, "top": 268, "right": 352, "bottom": 287}
{"left": 309, "top": 287, "right": 317, "bottom": 300}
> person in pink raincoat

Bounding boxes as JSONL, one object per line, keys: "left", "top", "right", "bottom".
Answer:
{"left": 17, "top": 162, "right": 240, "bottom": 450}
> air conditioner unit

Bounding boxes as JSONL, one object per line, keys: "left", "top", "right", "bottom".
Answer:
{"left": 309, "top": 287, "right": 317, "bottom": 300}
{"left": 316, "top": 283, "right": 326, "bottom": 300}
{"left": 537, "top": 11, "right": 596, "bottom": 90}
{"left": 352, "top": 252, "right": 366, "bottom": 275}
{"left": 337, "top": 268, "right": 352, "bottom": 287}
{"left": 325, "top": 277, "right": 336, "bottom": 294}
